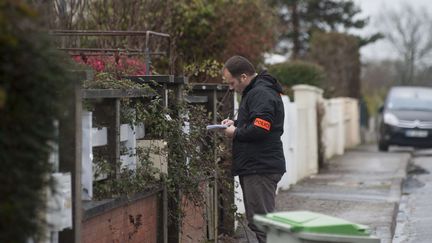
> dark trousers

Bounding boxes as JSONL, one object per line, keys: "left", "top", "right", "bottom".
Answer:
{"left": 240, "top": 174, "right": 283, "bottom": 243}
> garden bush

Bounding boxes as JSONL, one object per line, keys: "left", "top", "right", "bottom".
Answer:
{"left": 0, "top": 1, "right": 73, "bottom": 242}
{"left": 268, "top": 60, "right": 325, "bottom": 95}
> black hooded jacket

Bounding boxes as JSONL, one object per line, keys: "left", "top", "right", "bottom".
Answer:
{"left": 232, "top": 71, "right": 286, "bottom": 176}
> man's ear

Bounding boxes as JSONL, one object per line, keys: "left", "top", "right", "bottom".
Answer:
{"left": 240, "top": 73, "right": 247, "bottom": 82}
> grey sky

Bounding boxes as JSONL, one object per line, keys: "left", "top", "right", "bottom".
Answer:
{"left": 352, "top": 0, "right": 432, "bottom": 61}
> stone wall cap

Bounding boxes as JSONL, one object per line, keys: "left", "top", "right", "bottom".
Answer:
{"left": 328, "top": 98, "right": 344, "bottom": 104}
{"left": 292, "top": 84, "right": 323, "bottom": 94}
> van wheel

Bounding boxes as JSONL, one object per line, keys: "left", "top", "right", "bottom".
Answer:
{"left": 378, "top": 141, "right": 389, "bottom": 152}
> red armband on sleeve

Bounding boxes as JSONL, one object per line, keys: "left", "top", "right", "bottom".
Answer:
{"left": 253, "top": 118, "right": 271, "bottom": 131}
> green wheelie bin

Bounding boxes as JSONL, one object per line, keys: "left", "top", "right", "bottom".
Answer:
{"left": 254, "top": 211, "right": 380, "bottom": 243}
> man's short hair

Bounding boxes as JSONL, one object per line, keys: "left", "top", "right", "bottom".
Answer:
{"left": 223, "top": 55, "right": 256, "bottom": 78}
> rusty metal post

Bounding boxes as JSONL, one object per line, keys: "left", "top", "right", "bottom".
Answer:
{"left": 212, "top": 89, "right": 219, "bottom": 242}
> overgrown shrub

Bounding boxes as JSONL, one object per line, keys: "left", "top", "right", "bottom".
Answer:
{"left": 268, "top": 60, "right": 325, "bottom": 95}
{"left": 0, "top": 1, "right": 73, "bottom": 242}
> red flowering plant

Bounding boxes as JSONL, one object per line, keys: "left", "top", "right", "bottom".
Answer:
{"left": 72, "top": 54, "right": 148, "bottom": 78}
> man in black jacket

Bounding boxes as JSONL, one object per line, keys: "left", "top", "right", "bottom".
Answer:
{"left": 221, "top": 56, "right": 286, "bottom": 243}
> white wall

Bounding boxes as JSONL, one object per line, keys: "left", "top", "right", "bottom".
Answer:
{"left": 321, "top": 97, "right": 361, "bottom": 160}
{"left": 277, "top": 95, "right": 298, "bottom": 191}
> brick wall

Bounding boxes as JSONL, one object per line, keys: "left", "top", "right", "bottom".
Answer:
{"left": 180, "top": 197, "right": 207, "bottom": 243}
{"left": 179, "top": 180, "right": 211, "bottom": 243}
{"left": 81, "top": 193, "right": 159, "bottom": 243}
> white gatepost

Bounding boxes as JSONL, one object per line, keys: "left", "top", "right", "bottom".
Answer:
{"left": 322, "top": 100, "right": 334, "bottom": 159}
{"left": 277, "top": 95, "right": 298, "bottom": 191}
{"left": 323, "top": 98, "right": 345, "bottom": 158}
{"left": 293, "top": 85, "right": 323, "bottom": 180}
{"left": 81, "top": 111, "right": 93, "bottom": 200}
{"left": 334, "top": 98, "right": 346, "bottom": 155}
{"left": 345, "top": 98, "right": 360, "bottom": 148}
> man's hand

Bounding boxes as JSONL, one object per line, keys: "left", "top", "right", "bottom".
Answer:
{"left": 224, "top": 125, "right": 236, "bottom": 138}
{"left": 221, "top": 119, "right": 235, "bottom": 138}
{"left": 221, "top": 119, "right": 234, "bottom": 126}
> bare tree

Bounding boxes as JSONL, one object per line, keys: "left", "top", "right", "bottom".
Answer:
{"left": 380, "top": 4, "right": 432, "bottom": 85}
{"left": 361, "top": 60, "right": 398, "bottom": 92}
{"left": 29, "top": 0, "right": 86, "bottom": 29}
{"left": 54, "top": 0, "right": 86, "bottom": 29}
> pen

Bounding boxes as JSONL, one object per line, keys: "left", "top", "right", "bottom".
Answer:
{"left": 222, "top": 114, "right": 230, "bottom": 126}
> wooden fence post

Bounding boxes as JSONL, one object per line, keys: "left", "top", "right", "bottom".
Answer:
{"left": 58, "top": 72, "right": 83, "bottom": 243}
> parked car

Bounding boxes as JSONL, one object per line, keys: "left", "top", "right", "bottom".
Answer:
{"left": 377, "top": 86, "right": 432, "bottom": 151}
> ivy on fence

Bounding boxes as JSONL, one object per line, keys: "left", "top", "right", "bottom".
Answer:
{"left": 82, "top": 66, "right": 231, "bottom": 234}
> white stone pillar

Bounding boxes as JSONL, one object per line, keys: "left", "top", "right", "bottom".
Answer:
{"left": 293, "top": 85, "right": 323, "bottom": 179}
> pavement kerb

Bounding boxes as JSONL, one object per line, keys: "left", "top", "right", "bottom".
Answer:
{"left": 392, "top": 151, "right": 417, "bottom": 242}
{"left": 391, "top": 152, "right": 414, "bottom": 241}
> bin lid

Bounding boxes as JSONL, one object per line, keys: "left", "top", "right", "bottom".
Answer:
{"left": 265, "top": 211, "right": 369, "bottom": 236}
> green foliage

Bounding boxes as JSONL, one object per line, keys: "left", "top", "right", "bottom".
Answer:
{"left": 183, "top": 59, "right": 223, "bottom": 83}
{"left": 172, "top": 1, "right": 218, "bottom": 61}
{"left": 304, "top": 0, "right": 367, "bottom": 30}
{"left": 0, "top": 1, "right": 72, "bottom": 242}
{"left": 268, "top": 60, "right": 325, "bottom": 93}
{"left": 82, "top": 72, "right": 146, "bottom": 90}
{"left": 92, "top": 144, "right": 162, "bottom": 198}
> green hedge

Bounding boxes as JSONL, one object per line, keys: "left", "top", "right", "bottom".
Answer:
{"left": 0, "top": 2, "right": 72, "bottom": 242}
{"left": 268, "top": 60, "right": 325, "bottom": 92}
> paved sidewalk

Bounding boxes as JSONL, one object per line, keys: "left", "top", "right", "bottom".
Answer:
{"left": 232, "top": 144, "right": 410, "bottom": 243}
